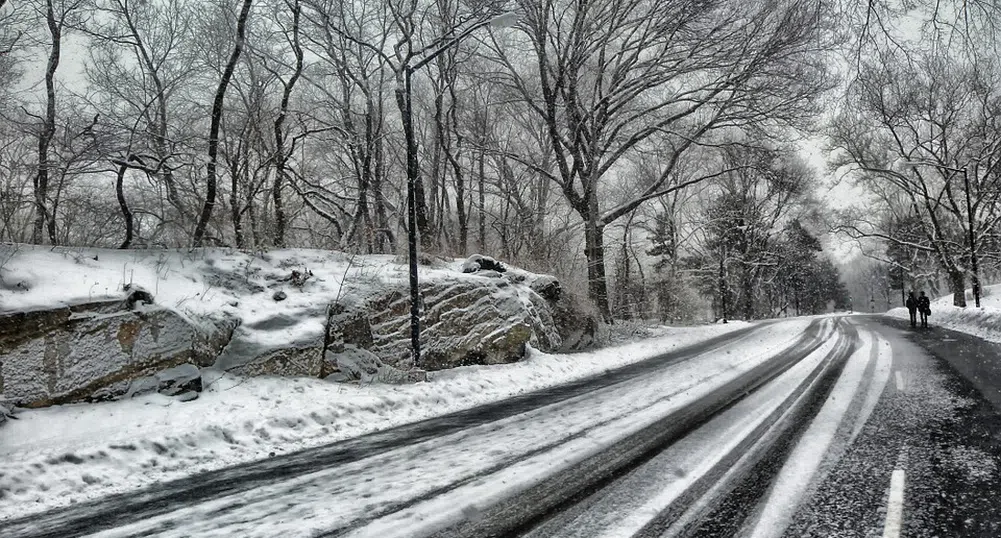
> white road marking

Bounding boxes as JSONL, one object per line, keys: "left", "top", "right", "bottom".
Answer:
{"left": 895, "top": 371, "right": 905, "bottom": 391}
{"left": 882, "top": 446, "right": 909, "bottom": 538}
{"left": 881, "top": 470, "right": 906, "bottom": 537}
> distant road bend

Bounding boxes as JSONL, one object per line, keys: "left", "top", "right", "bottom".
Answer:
{"left": 4, "top": 315, "right": 1001, "bottom": 538}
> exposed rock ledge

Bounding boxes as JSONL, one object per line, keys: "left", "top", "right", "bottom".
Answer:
{"left": 0, "top": 252, "right": 595, "bottom": 409}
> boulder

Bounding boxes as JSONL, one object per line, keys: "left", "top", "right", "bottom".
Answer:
{"left": 0, "top": 397, "right": 13, "bottom": 426}
{"left": 0, "top": 300, "right": 232, "bottom": 408}
{"left": 526, "top": 274, "right": 596, "bottom": 351}
{"left": 327, "top": 276, "right": 563, "bottom": 372}
{"left": 214, "top": 338, "right": 323, "bottom": 378}
{"left": 175, "top": 391, "right": 199, "bottom": 402}
{"left": 210, "top": 305, "right": 328, "bottom": 378}
{"left": 529, "top": 275, "right": 561, "bottom": 302}
{"left": 460, "top": 254, "right": 506, "bottom": 274}
{"left": 126, "top": 363, "right": 202, "bottom": 398}
{"left": 323, "top": 345, "right": 415, "bottom": 384}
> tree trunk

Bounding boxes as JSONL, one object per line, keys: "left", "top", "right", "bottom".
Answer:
{"left": 373, "top": 136, "right": 393, "bottom": 253}
{"left": 230, "top": 155, "right": 243, "bottom": 249}
{"left": 271, "top": 0, "right": 302, "bottom": 249}
{"left": 34, "top": 0, "right": 61, "bottom": 245}
{"left": 742, "top": 268, "right": 754, "bottom": 320}
{"left": 193, "top": 0, "right": 253, "bottom": 247}
{"left": 584, "top": 217, "right": 612, "bottom": 322}
{"left": 718, "top": 249, "right": 727, "bottom": 322}
{"left": 477, "top": 147, "right": 486, "bottom": 252}
{"left": 949, "top": 268, "right": 967, "bottom": 307}
{"left": 116, "top": 162, "right": 133, "bottom": 249}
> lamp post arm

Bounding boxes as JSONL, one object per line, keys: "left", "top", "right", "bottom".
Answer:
{"left": 410, "top": 18, "right": 493, "bottom": 72}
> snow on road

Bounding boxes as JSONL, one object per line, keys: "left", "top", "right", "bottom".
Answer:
{"left": 0, "top": 320, "right": 748, "bottom": 521}
{"left": 747, "top": 325, "right": 880, "bottom": 538}
{"left": 58, "top": 319, "right": 819, "bottom": 538}
{"left": 527, "top": 321, "right": 843, "bottom": 538}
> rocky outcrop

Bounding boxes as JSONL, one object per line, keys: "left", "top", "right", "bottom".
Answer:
{"left": 0, "top": 397, "right": 12, "bottom": 425}
{"left": 210, "top": 306, "right": 329, "bottom": 378}
{"left": 528, "top": 275, "right": 598, "bottom": 351}
{"left": 0, "top": 300, "right": 235, "bottom": 408}
{"left": 324, "top": 270, "right": 594, "bottom": 372}
{"left": 0, "top": 255, "right": 596, "bottom": 409}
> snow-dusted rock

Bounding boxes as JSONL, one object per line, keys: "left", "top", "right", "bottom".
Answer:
{"left": 460, "top": 254, "right": 506, "bottom": 274}
{"left": 215, "top": 338, "right": 324, "bottom": 378}
{"left": 325, "top": 272, "right": 584, "bottom": 372}
{"left": 0, "top": 300, "right": 234, "bottom": 408}
{"left": 0, "top": 396, "right": 13, "bottom": 426}
{"left": 527, "top": 275, "right": 597, "bottom": 351}
{"left": 126, "top": 363, "right": 202, "bottom": 398}
{"left": 323, "top": 345, "right": 417, "bottom": 384}
{"left": 0, "top": 246, "right": 595, "bottom": 404}
{"left": 211, "top": 306, "right": 328, "bottom": 378}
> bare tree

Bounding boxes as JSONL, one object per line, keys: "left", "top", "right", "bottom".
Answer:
{"left": 30, "top": 0, "right": 86, "bottom": 244}
{"left": 192, "top": 0, "right": 254, "bottom": 246}
{"left": 84, "top": 0, "right": 197, "bottom": 244}
{"left": 492, "top": 0, "right": 831, "bottom": 319}
{"left": 831, "top": 40, "right": 1001, "bottom": 306}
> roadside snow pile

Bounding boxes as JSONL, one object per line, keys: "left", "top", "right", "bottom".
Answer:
{"left": 0, "top": 321, "right": 751, "bottom": 520}
{"left": 886, "top": 284, "right": 1001, "bottom": 343}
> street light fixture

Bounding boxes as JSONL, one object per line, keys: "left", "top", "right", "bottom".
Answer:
{"left": 903, "top": 160, "right": 980, "bottom": 308}
{"left": 397, "top": 11, "right": 518, "bottom": 368}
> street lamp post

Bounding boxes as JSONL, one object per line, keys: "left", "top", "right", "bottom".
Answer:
{"left": 395, "top": 68, "right": 422, "bottom": 368}
{"left": 904, "top": 160, "right": 981, "bottom": 308}
{"left": 396, "top": 12, "right": 518, "bottom": 367}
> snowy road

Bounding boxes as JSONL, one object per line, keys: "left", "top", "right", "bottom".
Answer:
{"left": 3, "top": 315, "right": 1001, "bottom": 537}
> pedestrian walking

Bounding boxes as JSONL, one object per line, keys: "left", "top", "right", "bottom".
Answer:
{"left": 905, "top": 291, "right": 918, "bottom": 328}
{"left": 918, "top": 291, "right": 931, "bottom": 328}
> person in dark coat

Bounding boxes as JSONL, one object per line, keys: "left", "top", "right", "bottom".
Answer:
{"left": 918, "top": 291, "right": 931, "bottom": 328}
{"left": 905, "top": 291, "right": 918, "bottom": 327}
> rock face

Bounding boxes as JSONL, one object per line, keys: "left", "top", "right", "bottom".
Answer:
{"left": 0, "top": 256, "right": 596, "bottom": 409}
{"left": 0, "top": 300, "right": 235, "bottom": 408}
{"left": 211, "top": 305, "right": 329, "bottom": 379}
{"left": 325, "top": 271, "right": 595, "bottom": 372}
{"left": 528, "top": 275, "right": 598, "bottom": 352}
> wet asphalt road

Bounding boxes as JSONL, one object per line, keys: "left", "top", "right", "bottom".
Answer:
{"left": 694, "top": 316, "right": 1001, "bottom": 538}
{"left": 3, "top": 315, "right": 1001, "bottom": 537}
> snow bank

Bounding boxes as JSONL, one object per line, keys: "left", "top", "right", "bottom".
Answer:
{"left": 885, "top": 284, "right": 1001, "bottom": 343}
{"left": 0, "top": 322, "right": 746, "bottom": 520}
{"left": 0, "top": 245, "right": 403, "bottom": 349}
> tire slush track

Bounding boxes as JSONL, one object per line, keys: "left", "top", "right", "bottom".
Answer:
{"left": 405, "top": 320, "right": 835, "bottom": 538}
{"left": 0, "top": 324, "right": 767, "bottom": 538}
{"left": 686, "top": 325, "right": 864, "bottom": 538}
{"left": 518, "top": 321, "right": 854, "bottom": 538}
{"left": 643, "top": 321, "right": 859, "bottom": 538}
{"left": 310, "top": 323, "right": 830, "bottom": 538}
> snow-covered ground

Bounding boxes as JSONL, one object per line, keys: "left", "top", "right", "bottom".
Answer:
{"left": 0, "top": 319, "right": 749, "bottom": 520}
{"left": 885, "top": 284, "right": 1001, "bottom": 343}
{"left": 2, "top": 318, "right": 822, "bottom": 537}
{"left": 1, "top": 245, "right": 478, "bottom": 350}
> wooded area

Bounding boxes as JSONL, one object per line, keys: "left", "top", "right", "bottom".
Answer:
{"left": 3, "top": 0, "right": 996, "bottom": 321}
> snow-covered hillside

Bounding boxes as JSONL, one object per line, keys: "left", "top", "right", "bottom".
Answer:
{"left": 0, "top": 320, "right": 748, "bottom": 520}
{"left": 2, "top": 245, "right": 440, "bottom": 348}
{"left": 1, "top": 244, "right": 603, "bottom": 409}
{"left": 886, "top": 284, "right": 1001, "bottom": 343}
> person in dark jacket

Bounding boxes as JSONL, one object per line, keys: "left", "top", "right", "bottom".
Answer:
{"left": 905, "top": 291, "right": 918, "bottom": 327}
{"left": 918, "top": 291, "right": 931, "bottom": 328}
